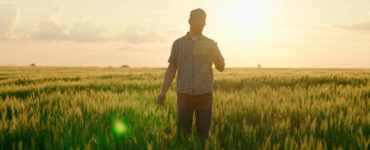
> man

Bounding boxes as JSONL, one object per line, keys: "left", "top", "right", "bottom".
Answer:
{"left": 157, "top": 8, "right": 225, "bottom": 139}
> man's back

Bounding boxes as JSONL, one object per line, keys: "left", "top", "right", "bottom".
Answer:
{"left": 168, "top": 32, "right": 225, "bottom": 95}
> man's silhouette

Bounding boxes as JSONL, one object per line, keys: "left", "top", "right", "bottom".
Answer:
{"left": 157, "top": 8, "right": 225, "bottom": 139}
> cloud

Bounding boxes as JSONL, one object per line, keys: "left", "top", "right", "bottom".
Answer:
{"left": 334, "top": 21, "right": 370, "bottom": 30}
{"left": 69, "top": 18, "right": 119, "bottom": 42}
{"left": 31, "top": 6, "right": 118, "bottom": 42}
{"left": 122, "top": 25, "right": 166, "bottom": 44}
{"left": 29, "top": 6, "right": 178, "bottom": 44}
{"left": 31, "top": 5, "right": 69, "bottom": 40}
{"left": 118, "top": 27, "right": 183, "bottom": 51}
{"left": 0, "top": 4, "right": 20, "bottom": 40}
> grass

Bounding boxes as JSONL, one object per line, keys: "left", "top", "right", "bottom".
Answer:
{"left": 0, "top": 66, "right": 369, "bottom": 149}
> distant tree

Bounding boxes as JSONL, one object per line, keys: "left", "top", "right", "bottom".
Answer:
{"left": 258, "top": 64, "right": 261, "bottom": 69}
{"left": 108, "top": 66, "right": 112, "bottom": 68}
{"left": 121, "top": 64, "right": 130, "bottom": 68}
{"left": 30, "top": 63, "right": 36, "bottom": 67}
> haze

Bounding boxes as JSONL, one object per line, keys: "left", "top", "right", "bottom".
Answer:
{"left": 0, "top": 0, "right": 369, "bottom": 68}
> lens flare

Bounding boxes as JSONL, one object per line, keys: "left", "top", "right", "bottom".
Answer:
{"left": 114, "top": 121, "right": 127, "bottom": 134}
{"left": 113, "top": 120, "right": 131, "bottom": 137}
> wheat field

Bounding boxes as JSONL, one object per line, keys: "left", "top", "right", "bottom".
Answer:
{"left": 0, "top": 66, "right": 369, "bottom": 149}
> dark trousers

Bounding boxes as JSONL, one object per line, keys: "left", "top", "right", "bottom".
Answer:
{"left": 177, "top": 92, "right": 213, "bottom": 138}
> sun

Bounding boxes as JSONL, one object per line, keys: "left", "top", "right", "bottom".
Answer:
{"left": 226, "top": 1, "right": 264, "bottom": 27}
{"left": 221, "top": 0, "right": 268, "bottom": 39}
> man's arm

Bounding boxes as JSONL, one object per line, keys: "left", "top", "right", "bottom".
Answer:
{"left": 210, "top": 43, "right": 225, "bottom": 72}
{"left": 157, "top": 63, "right": 177, "bottom": 106}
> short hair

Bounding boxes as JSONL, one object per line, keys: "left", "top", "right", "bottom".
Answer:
{"left": 190, "top": 8, "right": 206, "bottom": 20}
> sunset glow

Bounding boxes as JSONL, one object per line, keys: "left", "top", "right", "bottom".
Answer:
{"left": 223, "top": 0, "right": 267, "bottom": 36}
{"left": 0, "top": 0, "right": 369, "bottom": 68}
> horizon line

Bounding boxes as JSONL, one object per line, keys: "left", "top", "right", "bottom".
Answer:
{"left": 0, "top": 65, "right": 369, "bottom": 70}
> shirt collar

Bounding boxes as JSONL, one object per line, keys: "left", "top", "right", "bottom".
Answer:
{"left": 186, "top": 32, "right": 204, "bottom": 40}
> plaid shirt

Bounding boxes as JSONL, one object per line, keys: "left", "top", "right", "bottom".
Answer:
{"left": 168, "top": 32, "right": 225, "bottom": 95}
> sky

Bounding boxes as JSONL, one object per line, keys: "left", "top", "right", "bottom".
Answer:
{"left": 0, "top": 0, "right": 369, "bottom": 68}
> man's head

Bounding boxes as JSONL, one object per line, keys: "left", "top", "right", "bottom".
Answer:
{"left": 188, "top": 8, "right": 206, "bottom": 35}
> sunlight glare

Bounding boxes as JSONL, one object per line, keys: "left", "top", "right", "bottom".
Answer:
{"left": 221, "top": 0, "right": 268, "bottom": 40}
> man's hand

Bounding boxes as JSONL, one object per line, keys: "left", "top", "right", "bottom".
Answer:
{"left": 207, "top": 41, "right": 218, "bottom": 55}
{"left": 157, "top": 93, "right": 166, "bottom": 106}
{"left": 157, "top": 63, "right": 177, "bottom": 106}
{"left": 206, "top": 41, "right": 225, "bottom": 72}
